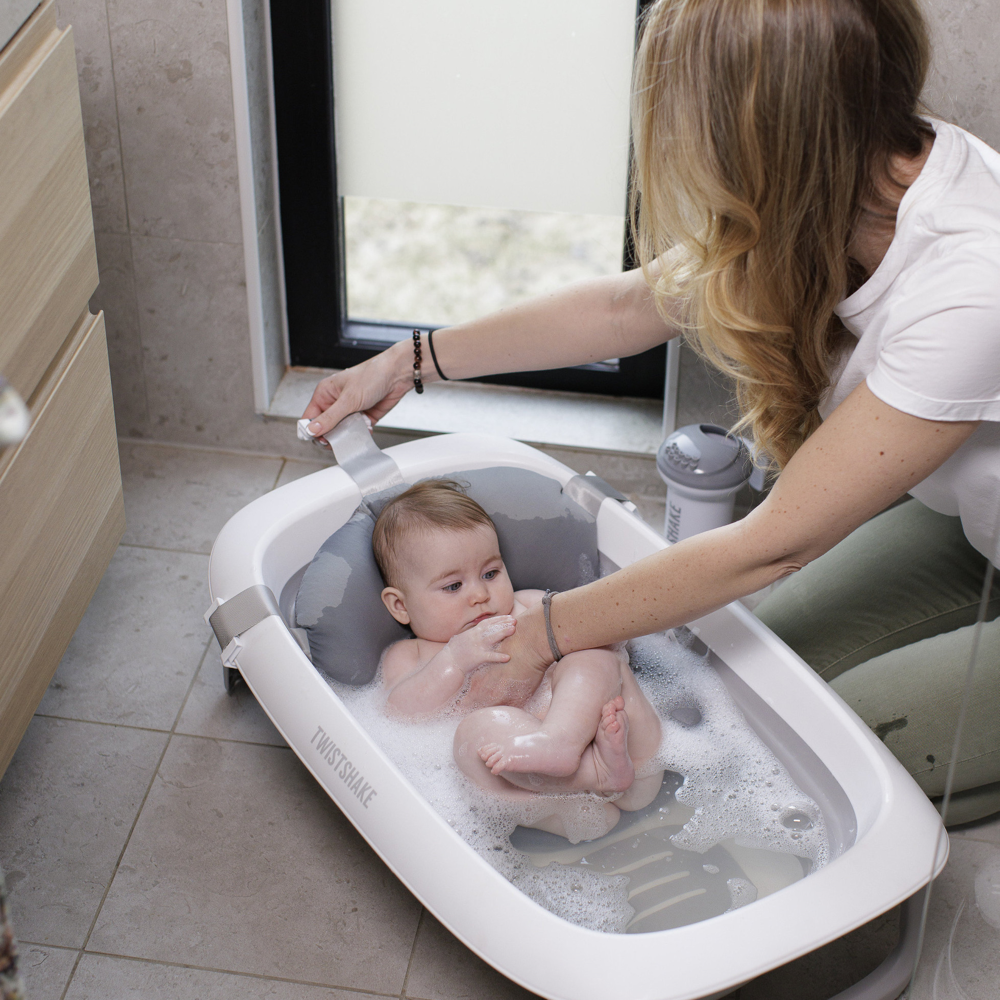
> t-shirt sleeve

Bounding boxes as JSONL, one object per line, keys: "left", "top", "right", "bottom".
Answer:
{"left": 866, "top": 253, "right": 1000, "bottom": 422}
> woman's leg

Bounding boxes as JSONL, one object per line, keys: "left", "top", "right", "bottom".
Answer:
{"left": 755, "top": 499, "right": 1000, "bottom": 681}
{"left": 755, "top": 498, "right": 1000, "bottom": 821}
{"left": 831, "top": 615, "right": 1000, "bottom": 823}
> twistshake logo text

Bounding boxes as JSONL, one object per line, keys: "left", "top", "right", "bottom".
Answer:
{"left": 310, "top": 725, "right": 377, "bottom": 809}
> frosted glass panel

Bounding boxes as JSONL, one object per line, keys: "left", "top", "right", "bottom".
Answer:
{"left": 332, "top": 0, "right": 636, "bottom": 216}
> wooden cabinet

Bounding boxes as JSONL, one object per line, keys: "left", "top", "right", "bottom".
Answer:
{"left": 0, "top": 0, "right": 124, "bottom": 776}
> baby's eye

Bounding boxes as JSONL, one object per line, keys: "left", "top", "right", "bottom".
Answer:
{"left": 444, "top": 581, "right": 462, "bottom": 592}
{"left": 483, "top": 569, "right": 499, "bottom": 581}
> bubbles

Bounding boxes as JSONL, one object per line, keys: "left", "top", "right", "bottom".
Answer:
{"left": 324, "top": 625, "right": 830, "bottom": 934}
{"left": 628, "top": 631, "right": 830, "bottom": 872}
{"left": 725, "top": 877, "right": 758, "bottom": 911}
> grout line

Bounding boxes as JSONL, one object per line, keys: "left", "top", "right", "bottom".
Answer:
{"left": 118, "top": 541, "right": 212, "bottom": 557}
{"left": 399, "top": 908, "right": 425, "bottom": 998}
{"left": 32, "top": 714, "right": 288, "bottom": 751}
{"left": 271, "top": 457, "right": 288, "bottom": 491}
{"left": 62, "top": 948, "right": 403, "bottom": 996}
{"left": 33, "top": 714, "right": 173, "bottom": 736}
{"left": 117, "top": 435, "right": 333, "bottom": 465}
{"left": 65, "top": 637, "right": 214, "bottom": 993}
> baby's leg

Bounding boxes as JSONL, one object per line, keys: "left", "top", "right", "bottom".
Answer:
{"left": 482, "top": 695, "right": 635, "bottom": 795}
{"left": 453, "top": 724, "right": 620, "bottom": 843}
{"left": 478, "top": 648, "right": 623, "bottom": 778}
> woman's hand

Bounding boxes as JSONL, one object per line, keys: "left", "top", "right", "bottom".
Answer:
{"left": 302, "top": 340, "right": 412, "bottom": 441}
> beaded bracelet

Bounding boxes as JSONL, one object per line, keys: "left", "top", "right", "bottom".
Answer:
{"left": 412, "top": 330, "right": 424, "bottom": 394}
{"left": 542, "top": 590, "right": 563, "bottom": 662}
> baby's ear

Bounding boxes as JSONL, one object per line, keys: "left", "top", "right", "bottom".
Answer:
{"left": 381, "top": 587, "right": 411, "bottom": 625}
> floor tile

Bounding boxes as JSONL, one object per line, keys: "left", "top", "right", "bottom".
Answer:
{"left": 118, "top": 443, "right": 283, "bottom": 553}
{"left": 64, "top": 953, "right": 369, "bottom": 1000}
{"left": 908, "top": 837, "right": 1000, "bottom": 1000}
{"left": 404, "top": 913, "right": 539, "bottom": 1000}
{"left": 38, "top": 546, "right": 211, "bottom": 730}
{"left": 89, "top": 736, "right": 421, "bottom": 991}
{"left": 175, "top": 645, "right": 286, "bottom": 747}
{"left": 950, "top": 811, "right": 1000, "bottom": 847}
{"left": 274, "top": 458, "right": 334, "bottom": 490}
{"left": 739, "top": 905, "right": 900, "bottom": 1000}
{"left": 0, "top": 718, "right": 168, "bottom": 948}
{"left": 17, "top": 942, "right": 79, "bottom": 1000}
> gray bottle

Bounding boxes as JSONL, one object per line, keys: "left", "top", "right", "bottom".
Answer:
{"left": 656, "top": 424, "right": 753, "bottom": 543}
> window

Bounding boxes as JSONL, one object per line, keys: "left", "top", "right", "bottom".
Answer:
{"left": 270, "top": 0, "right": 665, "bottom": 397}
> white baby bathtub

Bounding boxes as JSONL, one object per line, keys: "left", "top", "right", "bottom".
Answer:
{"left": 205, "top": 426, "right": 946, "bottom": 1000}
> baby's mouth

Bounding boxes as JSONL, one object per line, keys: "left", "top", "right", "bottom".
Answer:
{"left": 467, "top": 612, "right": 495, "bottom": 628}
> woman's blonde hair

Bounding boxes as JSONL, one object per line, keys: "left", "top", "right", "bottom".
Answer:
{"left": 631, "top": 0, "right": 933, "bottom": 467}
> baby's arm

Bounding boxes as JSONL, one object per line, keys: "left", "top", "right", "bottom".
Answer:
{"left": 384, "top": 616, "right": 516, "bottom": 716}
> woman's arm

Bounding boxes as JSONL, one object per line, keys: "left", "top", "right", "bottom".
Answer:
{"left": 303, "top": 267, "right": 676, "bottom": 438}
{"left": 500, "top": 383, "right": 980, "bottom": 681}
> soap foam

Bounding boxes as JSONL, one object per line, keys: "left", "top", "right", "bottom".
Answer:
{"left": 327, "top": 627, "right": 828, "bottom": 934}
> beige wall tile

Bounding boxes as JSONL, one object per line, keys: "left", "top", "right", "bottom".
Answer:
{"left": 117, "top": 442, "right": 282, "bottom": 552}
{"left": 923, "top": 0, "right": 1000, "bottom": 149}
{"left": 405, "top": 913, "right": 537, "bottom": 1000}
{"left": 0, "top": 717, "right": 168, "bottom": 948}
{"left": 92, "top": 231, "right": 148, "bottom": 436}
{"left": 128, "top": 234, "right": 329, "bottom": 455}
{"left": 175, "top": 646, "right": 287, "bottom": 747}
{"left": 56, "top": 0, "right": 129, "bottom": 234}
{"left": 106, "top": 0, "right": 241, "bottom": 243}
{"left": 89, "top": 736, "right": 422, "bottom": 989}
{"left": 66, "top": 953, "right": 366, "bottom": 999}
{"left": 18, "top": 943, "right": 80, "bottom": 1000}
{"left": 38, "top": 546, "right": 211, "bottom": 730}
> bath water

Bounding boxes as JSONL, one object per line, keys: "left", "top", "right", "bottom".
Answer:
{"left": 327, "top": 628, "right": 829, "bottom": 934}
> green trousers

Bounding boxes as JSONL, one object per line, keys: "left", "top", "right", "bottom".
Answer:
{"left": 755, "top": 498, "right": 1000, "bottom": 826}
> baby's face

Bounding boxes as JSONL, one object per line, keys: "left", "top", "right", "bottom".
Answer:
{"left": 381, "top": 524, "right": 515, "bottom": 642}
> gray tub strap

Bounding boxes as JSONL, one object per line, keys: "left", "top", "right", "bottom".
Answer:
{"left": 562, "top": 473, "right": 632, "bottom": 518}
{"left": 328, "top": 412, "right": 405, "bottom": 496}
{"left": 208, "top": 584, "right": 281, "bottom": 648}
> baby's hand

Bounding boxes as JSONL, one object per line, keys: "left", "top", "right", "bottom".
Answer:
{"left": 447, "top": 615, "right": 516, "bottom": 673}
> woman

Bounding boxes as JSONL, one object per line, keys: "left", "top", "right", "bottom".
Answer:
{"left": 303, "top": 0, "right": 1000, "bottom": 823}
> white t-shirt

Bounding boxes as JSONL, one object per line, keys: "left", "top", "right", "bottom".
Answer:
{"left": 822, "top": 120, "right": 1000, "bottom": 563}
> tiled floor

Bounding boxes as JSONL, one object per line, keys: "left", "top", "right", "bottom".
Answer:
{"left": 1, "top": 440, "right": 998, "bottom": 1000}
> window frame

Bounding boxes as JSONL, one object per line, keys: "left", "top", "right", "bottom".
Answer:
{"left": 269, "top": 0, "right": 664, "bottom": 398}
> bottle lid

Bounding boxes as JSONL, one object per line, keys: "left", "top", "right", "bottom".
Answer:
{"left": 657, "top": 424, "right": 753, "bottom": 490}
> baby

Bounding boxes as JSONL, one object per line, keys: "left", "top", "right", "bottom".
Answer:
{"left": 373, "top": 479, "right": 664, "bottom": 839}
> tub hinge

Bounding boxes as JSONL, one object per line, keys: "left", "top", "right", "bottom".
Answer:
{"left": 205, "top": 584, "right": 281, "bottom": 649}
{"left": 562, "top": 472, "right": 639, "bottom": 519}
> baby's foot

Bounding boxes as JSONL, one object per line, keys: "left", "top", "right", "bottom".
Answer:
{"left": 591, "top": 696, "right": 634, "bottom": 794}
{"left": 478, "top": 736, "right": 581, "bottom": 778}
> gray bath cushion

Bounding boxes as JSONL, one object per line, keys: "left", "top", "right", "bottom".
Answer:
{"left": 294, "top": 467, "right": 598, "bottom": 685}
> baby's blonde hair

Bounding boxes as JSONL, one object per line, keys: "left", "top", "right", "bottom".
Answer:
{"left": 372, "top": 479, "right": 496, "bottom": 588}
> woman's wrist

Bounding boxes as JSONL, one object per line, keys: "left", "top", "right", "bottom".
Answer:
{"left": 519, "top": 602, "right": 557, "bottom": 669}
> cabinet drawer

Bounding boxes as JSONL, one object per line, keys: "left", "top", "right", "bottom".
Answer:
{"left": 0, "top": 2, "right": 98, "bottom": 403}
{"left": 0, "top": 309, "right": 124, "bottom": 776}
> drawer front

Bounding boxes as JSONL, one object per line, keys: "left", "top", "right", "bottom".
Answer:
{"left": 0, "top": 310, "right": 124, "bottom": 776}
{"left": 0, "top": 2, "right": 99, "bottom": 402}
